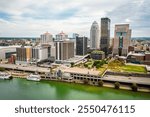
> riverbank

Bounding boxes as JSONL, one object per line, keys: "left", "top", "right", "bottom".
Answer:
{"left": 41, "top": 78, "right": 150, "bottom": 93}
{"left": 0, "top": 78, "right": 150, "bottom": 100}
{"left": 1, "top": 68, "right": 149, "bottom": 93}
{"left": 9, "top": 71, "right": 150, "bottom": 93}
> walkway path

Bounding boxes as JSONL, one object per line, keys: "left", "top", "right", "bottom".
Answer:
{"left": 103, "top": 75, "right": 150, "bottom": 85}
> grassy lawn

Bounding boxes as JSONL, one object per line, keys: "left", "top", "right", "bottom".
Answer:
{"left": 75, "top": 59, "right": 108, "bottom": 76}
{"left": 108, "top": 59, "right": 147, "bottom": 73}
{"left": 121, "top": 65, "right": 147, "bottom": 73}
{"left": 97, "top": 64, "right": 108, "bottom": 76}
{"left": 85, "top": 61, "right": 93, "bottom": 68}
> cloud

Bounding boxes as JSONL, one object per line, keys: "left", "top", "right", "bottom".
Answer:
{"left": 21, "top": 7, "right": 79, "bottom": 20}
{"left": 107, "top": 0, "right": 150, "bottom": 37}
{"left": 0, "top": 0, "right": 149, "bottom": 37}
{"left": 0, "top": 12, "right": 11, "bottom": 20}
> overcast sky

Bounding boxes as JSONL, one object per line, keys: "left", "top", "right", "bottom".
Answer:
{"left": 0, "top": 0, "right": 149, "bottom": 37}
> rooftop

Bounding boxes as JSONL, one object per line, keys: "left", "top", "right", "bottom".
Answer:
{"left": 61, "top": 67, "right": 100, "bottom": 76}
{"left": 91, "top": 50, "right": 104, "bottom": 54}
{"left": 146, "top": 66, "right": 150, "bottom": 72}
{"left": 43, "top": 31, "right": 51, "bottom": 35}
{"left": 128, "top": 52, "right": 145, "bottom": 56}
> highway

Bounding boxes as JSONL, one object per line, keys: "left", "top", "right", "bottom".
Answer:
{"left": 0, "top": 63, "right": 50, "bottom": 73}
{"left": 103, "top": 75, "right": 150, "bottom": 85}
{"left": 1, "top": 63, "right": 150, "bottom": 86}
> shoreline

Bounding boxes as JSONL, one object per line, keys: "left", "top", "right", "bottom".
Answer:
{"left": 11, "top": 73, "right": 150, "bottom": 93}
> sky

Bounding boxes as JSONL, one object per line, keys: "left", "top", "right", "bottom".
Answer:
{"left": 0, "top": 0, "right": 149, "bottom": 38}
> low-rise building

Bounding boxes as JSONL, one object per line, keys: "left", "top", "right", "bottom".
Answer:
{"left": 127, "top": 52, "right": 150, "bottom": 65}
{"left": 91, "top": 50, "right": 105, "bottom": 60}
{"left": 0, "top": 46, "right": 20, "bottom": 61}
{"left": 8, "top": 54, "right": 16, "bottom": 64}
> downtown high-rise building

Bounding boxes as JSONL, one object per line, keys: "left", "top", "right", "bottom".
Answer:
{"left": 90, "top": 21, "right": 100, "bottom": 49}
{"left": 76, "top": 36, "right": 88, "bottom": 55}
{"left": 56, "top": 31, "right": 68, "bottom": 41}
{"left": 55, "top": 40, "right": 74, "bottom": 61}
{"left": 72, "top": 33, "right": 79, "bottom": 39}
{"left": 100, "top": 18, "right": 111, "bottom": 56}
{"left": 113, "top": 24, "right": 131, "bottom": 56}
{"left": 40, "top": 32, "right": 53, "bottom": 44}
{"left": 16, "top": 45, "right": 54, "bottom": 64}
{"left": 16, "top": 46, "right": 32, "bottom": 64}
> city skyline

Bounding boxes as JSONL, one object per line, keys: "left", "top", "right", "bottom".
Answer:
{"left": 0, "top": 0, "right": 150, "bottom": 37}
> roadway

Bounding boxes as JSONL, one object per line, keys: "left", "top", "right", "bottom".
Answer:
{"left": 103, "top": 75, "right": 150, "bottom": 85}
{"left": 0, "top": 63, "right": 50, "bottom": 73}
{"left": 1, "top": 63, "right": 150, "bottom": 86}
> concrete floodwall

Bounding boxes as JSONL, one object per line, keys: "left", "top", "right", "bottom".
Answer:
{"left": 105, "top": 71, "right": 150, "bottom": 78}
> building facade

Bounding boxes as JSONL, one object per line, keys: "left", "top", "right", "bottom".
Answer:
{"left": 91, "top": 50, "right": 105, "bottom": 60}
{"left": 8, "top": 54, "right": 16, "bottom": 64}
{"left": 90, "top": 21, "right": 100, "bottom": 49}
{"left": 31, "top": 46, "right": 49, "bottom": 63}
{"left": 56, "top": 31, "right": 68, "bottom": 41}
{"left": 16, "top": 46, "right": 32, "bottom": 64}
{"left": 55, "top": 40, "right": 74, "bottom": 61}
{"left": 76, "top": 36, "right": 88, "bottom": 56}
{"left": 16, "top": 45, "right": 55, "bottom": 64}
{"left": 127, "top": 52, "right": 150, "bottom": 65}
{"left": 72, "top": 33, "right": 79, "bottom": 39}
{"left": 40, "top": 32, "right": 53, "bottom": 44}
{"left": 100, "top": 18, "right": 111, "bottom": 55}
{"left": 113, "top": 24, "right": 131, "bottom": 56}
{"left": 0, "top": 46, "right": 19, "bottom": 60}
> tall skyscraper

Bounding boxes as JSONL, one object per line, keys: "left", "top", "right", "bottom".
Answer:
{"left": 100, "top": 18, "right": 111, "bottom": 55}
{"left": 72, "top": 33, "right": 79, "bottom": 39}
{"left": 40, "top": 32, "right": 53, "bottom": 44}
{"left": 76, "top": 36, "right": 88, "bottom": 55}
{"left": 90, "top": 21, "right": 100, "bottom": 49}
{"left": 55, "top": 40, "right": 74, "bottom": 61}
{"left": 56, "top": 31, "right": 68, "bottom": 41}
{"left": 113, "top": 24, "right": 132, "bottom": 56}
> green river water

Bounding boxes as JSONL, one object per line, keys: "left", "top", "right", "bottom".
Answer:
{"left": 0, "top": 78, "right": 150, "bottom": 100}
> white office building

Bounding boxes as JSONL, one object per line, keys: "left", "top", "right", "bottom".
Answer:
{"left": 56, "top": 31, "right": 68, "bottom": 41}
{"left": 40, "top": 32, "right": 53, "bottom": 44}
{"left": 90, "top": 21, "right": 100, "bottom": 49}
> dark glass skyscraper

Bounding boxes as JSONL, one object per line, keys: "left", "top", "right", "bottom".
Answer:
{"left": 76, "top": 37, "right": 88, "bottom": 55}
{"left": 100, "top": 17, "right": 111, "bottom": 56}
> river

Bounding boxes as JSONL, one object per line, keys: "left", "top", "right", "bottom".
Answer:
{"left": 0, "top": 78, "right": 150, "bottom": 100}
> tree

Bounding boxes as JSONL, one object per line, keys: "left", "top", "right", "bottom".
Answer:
{"left": 98, "top": 80, "right": 104, "bottom": 87}
{"left": 83, "top": 79, "right": 89, "bottom": 85}
{"left": 114, "top": 82, "right": 120, "bottom": 89}
{"left": 70, "top": 62, "right": 74, "bottom": 67}
{"left": 131, "top": 83, "right": 138, "bottom": 92}
{"left": 84, "top": 63, "right": 88, "bottom": 68}
{"left": 0, "top": 67, "right": 5, "bottom": 71}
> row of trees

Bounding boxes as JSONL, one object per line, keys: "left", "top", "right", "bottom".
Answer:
{"left": 93, "top": 60, "right": 107, "bottom": 69}
{"left": 83, "top": 80, "right": 138, "bottom": 91}
{"left": 84, "top": 59, "right": 108, "bottom": 69}
{"left": 0, "top": 67, "right": 5, "bottom": 71}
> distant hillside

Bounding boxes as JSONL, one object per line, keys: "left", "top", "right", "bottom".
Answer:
{"left": 132, "top": 37, "right": 150, "bottom": 41}
{"left": 0, "top": 37, "right": 38, "bottom": 40}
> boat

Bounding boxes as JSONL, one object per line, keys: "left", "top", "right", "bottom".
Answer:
{"left": 27, "top": 74, "right": 41, "bottom": 81}
{"left": 0, "top": 72, "right": 12, "bottom": 80}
